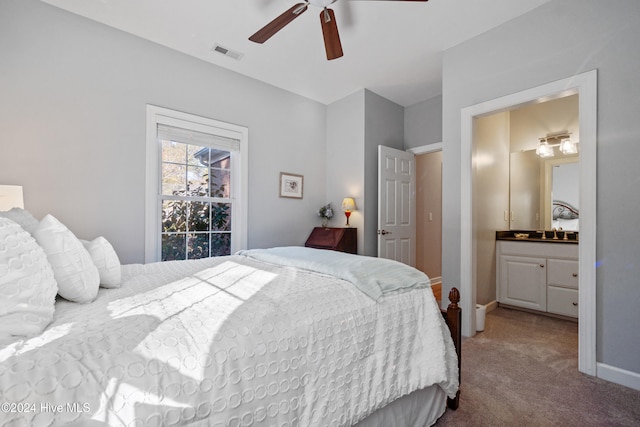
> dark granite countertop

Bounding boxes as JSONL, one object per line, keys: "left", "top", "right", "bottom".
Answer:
{"left": 496, "top": 230, "right": 579, "bottom": 244}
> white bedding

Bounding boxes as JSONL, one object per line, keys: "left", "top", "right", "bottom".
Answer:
{"left": 0, "top": 249, "right": 458, "bottom": 426}
{"left": 238, "top": 246, "right": 431, "bottom": 300}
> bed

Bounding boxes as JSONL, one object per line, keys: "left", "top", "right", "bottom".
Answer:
{"left": 552, "top": 200, "right": 579, "bottom": 231}
{"left": 0, "top": 211, "right": 460, "bottom": 427}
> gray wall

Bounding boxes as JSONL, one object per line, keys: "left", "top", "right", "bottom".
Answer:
{"left": 326, "top": 91, "right": 366, "bottom": 252}
{"left": 404, "top": 95, "right": 443, "bottom": 149}
{"left": 442, "top": 0, "right": 640, "bottom": 374}
{"left": 364, "top": 90, "right": 405, "bottom": 256}
{"left": 326, "top": 89, "right": 404, "bottom": 257}
{"left": 0, "top": 0, "right": 327, "bottom": 264}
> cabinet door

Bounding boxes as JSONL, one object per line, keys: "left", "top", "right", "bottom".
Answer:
{"left": 499, "top": 255, "right": 547, "bottom": 311}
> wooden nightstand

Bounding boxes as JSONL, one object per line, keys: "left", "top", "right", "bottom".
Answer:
{"left": 304, "top": 227, "right": 357, "bottom": 254}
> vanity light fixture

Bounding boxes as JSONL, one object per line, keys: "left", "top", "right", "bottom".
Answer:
{"left": 559, "top": 138, "right": 578, "bottom": 154}
{"left": 536, "top": 139, "right": 555, "bottom": 158}
{"left": 535, "top": 132, "right": 578, "bottom": 157}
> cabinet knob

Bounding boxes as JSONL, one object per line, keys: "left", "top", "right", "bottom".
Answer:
{"left": 572, "top": 302, "right": 578, "bottom": 306}
{"left": 572, "top": 273, "right": 578, "bottom": 277}
{"left": 539, "top": 264, "right": 545, "bottom": 268}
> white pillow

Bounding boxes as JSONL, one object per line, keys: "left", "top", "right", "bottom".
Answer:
{"left": 0, "top": 217, "right": 57, "bottom": 344}
{"left": 33, "top": 215, "right": 99, "bottom": 303}
{"left": 81, "top": 237, "right": 122, "bottom": 288}
{"left": 0, "top": 208, "right": 39, "bottom": 235}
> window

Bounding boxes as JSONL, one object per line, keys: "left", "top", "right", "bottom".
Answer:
{"left": 145, "top": 106, "right": 248, "bottom": 263}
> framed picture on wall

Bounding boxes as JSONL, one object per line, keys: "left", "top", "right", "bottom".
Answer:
{"left": 279, "top": 172, "right": 304, "bottom": 199}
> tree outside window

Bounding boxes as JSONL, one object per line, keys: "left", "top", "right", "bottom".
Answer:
{"left": 160, "top": 141, "right": 232, "bottom": 261}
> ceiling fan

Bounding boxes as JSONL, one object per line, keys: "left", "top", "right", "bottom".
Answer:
{"left": 249, "top": 0, "right": 428, "bottom": 61}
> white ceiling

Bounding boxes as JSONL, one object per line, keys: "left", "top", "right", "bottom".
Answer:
{"left": 41, "top": 0, "right": 552, "bottom": 107}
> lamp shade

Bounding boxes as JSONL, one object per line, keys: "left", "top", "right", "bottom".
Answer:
{"left": 341, "top": 197, "right": 356, "bottom": 212}
{"left": 0, "top": 185, "right": 24, "bottom": 211}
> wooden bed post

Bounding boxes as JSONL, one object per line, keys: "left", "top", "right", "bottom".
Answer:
{"left": 445, "top": 287, "right": 461, "bottom": 410}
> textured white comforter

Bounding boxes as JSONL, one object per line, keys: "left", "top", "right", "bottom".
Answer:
{"left": 0, "top": 251, "right": 458, "bottom": 426}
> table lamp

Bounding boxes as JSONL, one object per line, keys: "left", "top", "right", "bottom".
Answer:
{"left": 341, "top": 197, "right": 356, "bottom": 227}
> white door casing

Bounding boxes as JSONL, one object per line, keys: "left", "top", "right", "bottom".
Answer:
{"left": 378, "top": 145, "right": 416, "bottom": 266}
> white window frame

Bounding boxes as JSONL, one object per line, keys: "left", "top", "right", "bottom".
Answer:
{"left": 145, "top": 105, "right": 248, "bottom": 263}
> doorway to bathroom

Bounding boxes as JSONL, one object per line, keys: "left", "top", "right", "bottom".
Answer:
{"left": 460, "top": 70, "right": 597, "bottom": 376}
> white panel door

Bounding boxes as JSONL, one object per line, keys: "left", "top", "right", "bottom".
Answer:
{"left": 378, "top": 145, "right": 416, "bottom": 266}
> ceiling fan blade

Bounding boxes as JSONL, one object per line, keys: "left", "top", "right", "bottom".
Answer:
{"left": 249, "top": 3, "right": 308, "bottom": 44}
{"left": 320, "top": 8, "right": 343, "bottom": 60}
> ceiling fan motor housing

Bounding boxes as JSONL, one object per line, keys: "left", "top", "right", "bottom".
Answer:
{"left": 308, "top": 0, "right": 338, "bottom": 7}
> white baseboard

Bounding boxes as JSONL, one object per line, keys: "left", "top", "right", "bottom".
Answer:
{"left": 475, "top": 300, "right": 498, "bottom": 313}
{"left": 484, "top": 300, "right": 498, "bottom": 313}
{"left": 597, "top": 362, "right": 640, "bottom": 391}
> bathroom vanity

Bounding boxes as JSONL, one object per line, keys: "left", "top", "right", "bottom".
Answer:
{"left": 496, "top": 231, "right": 579, "bottom": 319}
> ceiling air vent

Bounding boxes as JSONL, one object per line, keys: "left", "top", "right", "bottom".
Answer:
{"left": 211, "top": 43, "right": 243, "bottom": 61}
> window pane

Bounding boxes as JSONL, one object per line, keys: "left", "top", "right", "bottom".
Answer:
{"left": 188, "top": 233, "right": 209, "bottom": 259}
{"left": 210, "top": 167, "right": 230, "bottom": 198}
{"left": 211, "top": 203, "right": 231, "bottom": 231}
{"left": 187, "top": 165, "right": 209, "bottom": 196}
{"left": 162, "top": 164, "right": 186, "bottom": 196}
{"left": 189, "top": 145, "right": 209, "bottom": 166}
{"left": 162, "top": 140, "right": 187, "bottom": 163}
{"left": 162, "top": 234, "right": 186, "bottom": 261}
{"left": 211, "top": 233, "right": 231, "bottom": 257}
{"left": 211, "top": 150, "right": 230, "bottom": 169}
{"left": 162, "top": 200, "right": 187, "bottom": 232}
{"left": 188, "top": 201, "right": 210, "bottom": 231}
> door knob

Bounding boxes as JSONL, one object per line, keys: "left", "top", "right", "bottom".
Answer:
{"left": 377, "top": 230, "right": 391, "bottom": 235}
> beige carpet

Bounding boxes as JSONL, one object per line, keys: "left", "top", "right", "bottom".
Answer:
{"left": 435, "top": 307, "right": 640, "bottom": 426}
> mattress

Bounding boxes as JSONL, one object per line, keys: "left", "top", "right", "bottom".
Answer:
{"left": 0, "top": 250, "right": 458, "bottom": 426}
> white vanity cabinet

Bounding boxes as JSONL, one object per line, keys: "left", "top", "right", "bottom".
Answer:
{"left": 497, "top": 240, "right": 579, "bottom": 318}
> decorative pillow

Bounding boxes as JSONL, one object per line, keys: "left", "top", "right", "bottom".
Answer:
{"left": 0, "top": 207, "right": 39, "bottom": 235}
{"left": 0, "top": 217, "right": 57, "bottom": 344}
{"left": 81, "top": 237, "right": 122, "bottom": 288}
{"left": 33, "top": 215, "right": 100, "bottom": 303}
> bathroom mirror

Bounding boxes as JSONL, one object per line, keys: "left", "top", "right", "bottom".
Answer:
{"left": 543, "top": 157, "right": 579, "bottom": 229}
{"left": 509, "top": 153, "right": 578, "bottom": 230}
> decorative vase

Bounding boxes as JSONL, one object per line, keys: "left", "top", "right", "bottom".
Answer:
{"left": 321, "top": 218, "right": 329, "bottom": 228}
